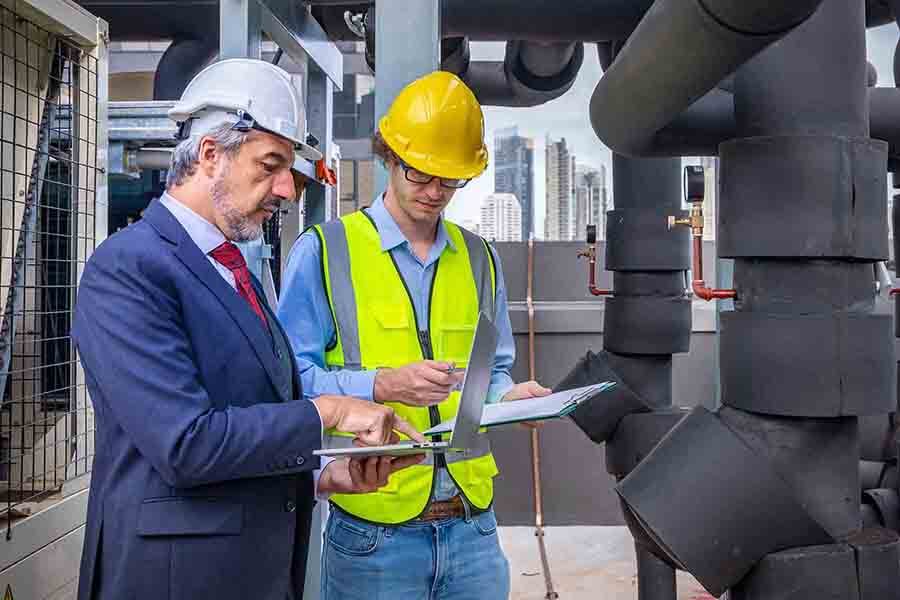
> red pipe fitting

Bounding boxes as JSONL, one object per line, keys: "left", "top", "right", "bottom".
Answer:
{"left": 689, "top": 217, "right": 735, "bottom": 302}
{"left": 587, "top": 249, "right": 613, "bottom": 296}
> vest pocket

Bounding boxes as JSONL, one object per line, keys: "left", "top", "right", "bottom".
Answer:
{"left": 369, "top": 303, "right": 418, "bottom": 367}
{"left": 433, "top": 322, "right": 476, "bottom": 364}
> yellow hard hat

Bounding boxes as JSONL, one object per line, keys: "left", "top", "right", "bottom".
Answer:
{"left": 378, "top": 71, "right": 488, "bottom": 180}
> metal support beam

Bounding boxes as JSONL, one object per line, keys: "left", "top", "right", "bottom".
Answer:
{"left": 220, "top": 0, "right": 262, "bottom": 60}
{"left": 304, "top": 65, "right": 335, "bottom": 226}
{"left": 374, "top": 0, "right": 440, "bottom": 190}
{"left": 259, "top": 0, "right": 343, "bottom": 89}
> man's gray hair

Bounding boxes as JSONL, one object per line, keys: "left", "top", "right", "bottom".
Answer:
{"left": 165, "top": 122, "right": 250, "bottom": 189}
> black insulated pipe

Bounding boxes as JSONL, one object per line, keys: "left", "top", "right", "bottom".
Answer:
{"left": 601, "top": 87, "right": 900, "bottom": 159}
{"left": 590, "top": 0, "right": 824, "bottom": 157}
{"left": 441, "top": 0, "right": 655, "bottom": 42}
{"left": 457, "top": 40, "right": 585, "bottom": 107}
{"left": 365, "top": 29, "right": 584, "bottom": 108}
{"left": 153, "top": 37, "right": 218, "bottom": 101}
{"left": 309, "top": 0, "right": 898, "bottom": 44}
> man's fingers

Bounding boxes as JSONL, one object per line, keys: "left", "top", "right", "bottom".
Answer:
{"left": 423, "top": 360, "right": 454, "bottom": 371}
{"left": 376, "top": 456, "right": 394, "bottom": 487}
{"left": 390, "top": 454, "right": 426, "bottom": 471}
{"left": 420, "top": 368, "right": 455, "bottom": 387}
{"left": 363, "top": 456, "right": 379, "bottom": 486}
{"left": 347, "top": 458, "right": 365, "bottom": 488}
{"left": 529, "top": 381, "right": 552, "bottom": 396}
{"left": 392, "top": 414, "right": 426, "bottom": 443}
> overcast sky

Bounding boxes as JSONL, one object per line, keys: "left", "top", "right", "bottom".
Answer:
{"left": 445, "top": 24, "right": 900, "bottom": 238}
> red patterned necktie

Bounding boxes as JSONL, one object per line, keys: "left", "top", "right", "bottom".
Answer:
{"left": 209, "top": 241, "right": 268, "bottom": 329}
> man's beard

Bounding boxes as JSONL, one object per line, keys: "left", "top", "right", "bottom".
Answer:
{"left": 211, "top": 169, "right": 274, "bottom": 243}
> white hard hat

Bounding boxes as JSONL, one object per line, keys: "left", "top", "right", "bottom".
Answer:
{"left": 168, "top": 58, "right": 323, "bottom": 170}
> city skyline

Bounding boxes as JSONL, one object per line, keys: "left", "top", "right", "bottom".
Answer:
{"left": 446, "top": 26, "right": 900, "bottom": 237}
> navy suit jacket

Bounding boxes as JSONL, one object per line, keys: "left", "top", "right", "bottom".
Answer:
{"left": 73, "top": 200, "right": 322, "bottom": 600}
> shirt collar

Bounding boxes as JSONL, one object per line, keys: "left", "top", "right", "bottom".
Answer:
{"left": 159, "top": 192, "right": 226, "bottom": 255}
{"left": 367, "top": 194, "right": 457, "bottom": 255}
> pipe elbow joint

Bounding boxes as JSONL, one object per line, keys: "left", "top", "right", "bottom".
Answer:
{"left": 700, "top": 0, "right": 824, "bottom": 36}
{"left": 505, "top": 40, "right": 585, "bottom": 105}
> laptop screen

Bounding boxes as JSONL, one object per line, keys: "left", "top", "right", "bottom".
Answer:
{"left": 448, "top": 311, "right": 498, "bottom": 450}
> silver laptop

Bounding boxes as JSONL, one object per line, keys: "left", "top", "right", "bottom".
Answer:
{"left": 313, "top": 311, "right": 498, "bottom": 458}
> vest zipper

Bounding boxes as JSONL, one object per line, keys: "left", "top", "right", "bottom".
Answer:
{"left": 361, "top": 209, "right": 477, "bottom": 520}
{"left": 381, "top": 241, "right": 441, "bottom": 520}
{"left": 426, "top": 259, "right": 474, "bottom": 509}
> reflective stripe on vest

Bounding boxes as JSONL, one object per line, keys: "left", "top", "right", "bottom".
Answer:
{"left": 316, "top": 210, "right": 498, "bottom": 524}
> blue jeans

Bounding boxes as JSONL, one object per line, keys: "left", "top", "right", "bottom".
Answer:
{"left": 321, "top": 505, "right": 510, "bottom": 600}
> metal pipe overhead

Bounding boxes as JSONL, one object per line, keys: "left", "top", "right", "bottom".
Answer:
{"left": 460, "top": 40, "right": 584, "bottom": 107}
{"left": 153, "top": 37, "right": 218, "bottom": 101}
{"left": 442, "top": 0, "right": 654, "bottom": 42}
{"left": 590, "top": 0, "right": 824, "bottom": 157}
{"left": 604, "top": 87, "right": 900, "bottom": 159}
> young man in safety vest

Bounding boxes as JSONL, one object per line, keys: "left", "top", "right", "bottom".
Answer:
{"left": 277, "top": 71, "right": 551, "bottom": 599}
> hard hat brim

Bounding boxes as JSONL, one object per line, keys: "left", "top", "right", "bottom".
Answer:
{"left": 295, "top": 141, "right": 322, "bottom": 163}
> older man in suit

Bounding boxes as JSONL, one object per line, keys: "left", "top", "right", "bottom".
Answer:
{"left": 72, "top": 59, "right": 423, "bottom": 600}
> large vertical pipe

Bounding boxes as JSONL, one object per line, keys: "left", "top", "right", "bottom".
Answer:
{"left": 607, "top": 154, "right": 685, "bottom": 600}
{"left": 722, "top": 1, "right": 891, "bottom": 594}
{"left": 606, "top": 155, "right": 683, "bottom": 408}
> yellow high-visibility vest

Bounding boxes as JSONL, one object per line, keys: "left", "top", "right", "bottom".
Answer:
{"left": 314, "top": 209, "right": 499, "bottom": 525}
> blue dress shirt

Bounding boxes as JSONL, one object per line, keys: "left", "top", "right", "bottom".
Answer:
{"left": 277, "top": 195, "right": 516, "bottom": 501}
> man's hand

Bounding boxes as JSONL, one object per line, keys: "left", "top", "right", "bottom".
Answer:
{"left": 373, "top": 361, "right": 465, "bottom": 407}
{"left": 318, "top": 454, "right": 425, "bottom": 495}
{"left": 502, "top": 380, "right": 552, "bottom": 430}
{"left": 312, "top": 395, "right": 426, "bottom": 445}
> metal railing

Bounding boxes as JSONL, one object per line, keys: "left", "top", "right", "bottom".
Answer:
{"left": 0, "top": 2, "right": 100, "bottom": 537}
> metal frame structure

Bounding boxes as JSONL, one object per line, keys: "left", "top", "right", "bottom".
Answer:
{"left": 0, "top": 0, "right": 107, "bottom": 597}
{"left": 105, "top": 0, "right": 343, "bottom": 291}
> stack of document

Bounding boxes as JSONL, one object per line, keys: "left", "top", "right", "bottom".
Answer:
{"left": 423, "top": 381, "right": 616, "bottom": 435}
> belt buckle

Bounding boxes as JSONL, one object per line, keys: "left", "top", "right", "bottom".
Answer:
{"left": 420, "top": 496, "right": 463, "bottom": 521}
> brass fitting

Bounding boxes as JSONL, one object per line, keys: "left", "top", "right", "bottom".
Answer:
{"left": 668, "top": 201, "right": 704, "bottom": 237}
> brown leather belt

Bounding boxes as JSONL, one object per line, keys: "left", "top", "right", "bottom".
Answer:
{"left": 416, "top": 495, "right": 466, "bottom": 521}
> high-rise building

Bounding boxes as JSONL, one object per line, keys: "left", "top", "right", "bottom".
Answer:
{"left": 494, "top": 127, "right": 534, "bottom": 240}
{"left": 459, "top": 218, "right": 481, "bottom": 236}
{"left": 700, "top": 156, "right": 718, "bottom": 240}
{"left": 545, "top": 136, "right": 576, "bottom": 241}
{"left": 480, "top": 193, "right": 522, "bottom": 242}
{"left": 574, "top": 164, "right": 608, "bottom": 241}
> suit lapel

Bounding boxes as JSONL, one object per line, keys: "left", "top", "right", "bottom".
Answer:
{"left": 143, "top": 201, "right": 284, "bottom": 400}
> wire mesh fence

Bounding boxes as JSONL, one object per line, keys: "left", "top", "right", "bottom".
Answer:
{"left": 0, "top": 3, "right": 100, "bottom": 536}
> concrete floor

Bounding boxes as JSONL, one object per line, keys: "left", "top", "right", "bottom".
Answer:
{"left": 499, "top": 527, "right": 716, "bottom": 600}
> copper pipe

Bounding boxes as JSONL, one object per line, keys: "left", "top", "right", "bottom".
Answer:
{"left": 526, "top": 236, "right": 558, "bottom": 600}
{"left": 579, "top": 241, "right": 613, "bottom": 296}
{"left": 673, "top": 201, "right": 736, "bottom": 301}
{"left": 692, "top": 235, "right": 736, "bottom": 301}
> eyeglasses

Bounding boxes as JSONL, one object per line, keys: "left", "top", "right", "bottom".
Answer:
{"left": 397, "top": 159, "right": 470, "bottom": 189}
